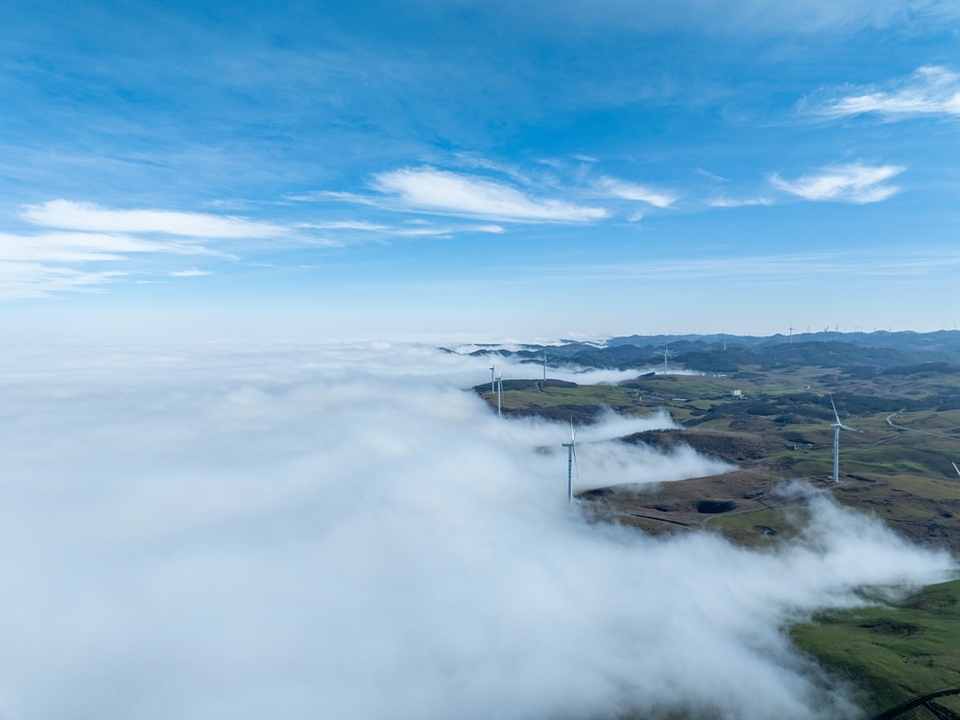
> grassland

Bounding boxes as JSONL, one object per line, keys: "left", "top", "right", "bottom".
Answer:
{"left": 478, "top": 359, "right": 960, "bottom": 717}
{"left": 790, "top": 580, "right": 960, "bottom": 718}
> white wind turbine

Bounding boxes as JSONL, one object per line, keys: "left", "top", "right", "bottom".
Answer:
{"left": 829, "top": 395, "right": 859, "bottom": 483}
{"left": 542, "top": 350, "right": 547, "bottom": 381}
{"left": 663, "top": 344, "right": 673, "bottom": 375}
{"left": 489, "top": 365, "right": 495, "bottom": 394}
{"left": 496, "top": 370, "right": 504, "bottom": 418}
{"left": 561, "top": 419, "right": 579, "bottom": 504}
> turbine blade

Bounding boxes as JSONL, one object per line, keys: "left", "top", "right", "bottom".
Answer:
{"left": 830, "top": 395, "right": 840, "bottom": 424}
{"left": 840, "top": 424, "right": 858, "bottom": 432}
{"left": 953, "top": 461, "right": 960, "bottom": 478}
{"left": 572, "top": 445, "right": 579, "bottom": 483}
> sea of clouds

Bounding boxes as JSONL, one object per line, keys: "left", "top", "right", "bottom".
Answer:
{"left": 0, "top": 341, "right": 954, "bottom": 720}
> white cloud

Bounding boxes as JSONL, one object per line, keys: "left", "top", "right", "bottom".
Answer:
{"left": 298, "top": 220, "right": 507, "bottom": 237}
{"left": 372, "top": 167, "right": 607, "bottom": 222}
{"left": 823, "top": 66, "right": 960, "bottom": 118}
{"left": 0, "top": 232, "right": 210, "bottom": 263}
{"left": 0, "top": 261, "right": 122, "bottom": 298}
{"left": 0, "top": 342, "right": 951, "bottom": 720}
{"left": 707, "top": 196, "right": 774, "bottom": 208}
{"left": 770, "top": 163, "right": 904, "bottom": 203}
{"left": 169, "top": 269, "right": 212, "bottom": 277}
{"left": 596, "top": 177, "right": 678, "bottom": 208}
{"left": 0, "top": 230, "right": 221, "bottom": 296}
{"left": 696, "top": 168, "right": 730, "bottom": 182}
{"left": 23, "top": 199, "right": 285, "bottom": 238}
{"left": 297, "top": 221, "right": 389, "bottom": 231}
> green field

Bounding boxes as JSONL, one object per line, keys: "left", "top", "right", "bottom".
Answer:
{"left": 791, "top": 580, "right": 960, "bottom": 717}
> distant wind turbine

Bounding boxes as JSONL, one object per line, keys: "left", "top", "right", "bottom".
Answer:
{"left": 489, "top": 366, "right": 495, "bottom": 394}
{"left": 561, "top": 420, "right": 579, "bottom": 504}
{"left": 496, "top": 371, "right": 503, "bottom": 418}
{"left": 788, "top": 322, "right": 794, "bottom": 343}
{"left": 829, "top": 395, "right": 859, "bottom": 483}
{"left": 663, "top": 344, "right": 673, "bottom": 374}
{"left": 542, "top": 351, "right": 547, "bottom": 381}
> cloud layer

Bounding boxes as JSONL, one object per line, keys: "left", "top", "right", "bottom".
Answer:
{"left": 0, "top": 342, "right": 952, "bottom": 720}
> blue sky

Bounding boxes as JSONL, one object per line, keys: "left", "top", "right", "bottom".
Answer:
{"left": 1, "top": 0, "right": 959, "bottom": 340}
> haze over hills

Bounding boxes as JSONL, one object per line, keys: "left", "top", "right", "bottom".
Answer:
{"left": 461, "top": 330, "right": 960, "bottom": 374}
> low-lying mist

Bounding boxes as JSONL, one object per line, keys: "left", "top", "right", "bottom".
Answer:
{"left": 0, "top": 342, "right": 953, "bottom": 720}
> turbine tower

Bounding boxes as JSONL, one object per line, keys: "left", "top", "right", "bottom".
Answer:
{"left": 829, "top": 395, "right": 858, "bottom": 483}
{"left": 542, "top": 351, "right": 547, "bottom": 381}
{"left": 490, "top": 366, "right": 495, "bottom": 394}
{"left": 561, "top": 420, "right": 578, "bottom": 504}
{"left": 496, "top": 371, "right": 503, "bottom": 418}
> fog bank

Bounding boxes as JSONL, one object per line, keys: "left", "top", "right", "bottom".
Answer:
{"left": 0, "top": 342, "right": 953, "bottom": 720}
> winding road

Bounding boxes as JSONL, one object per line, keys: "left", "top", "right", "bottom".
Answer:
{"left": 886, "top": 410, "right": 960, "bottom": 442}
{"left": 870, "top": 684, "right": 960, "bottom": 720}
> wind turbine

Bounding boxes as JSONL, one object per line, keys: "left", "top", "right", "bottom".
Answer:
{"left": 496, "top": 371, "right": 503, "bottom": 418}
{"left": 663, "top": 344, "right": 673, "bottom": 375}
{"left": 542, "top": 350, "right": 547, "bottom": 381}
{"left": 561, "top": 420, "right": 579, "bottom": 504}
{"left": 788, "top": 322, "right": 794, "bottom": 344}
{"left": 489, "top": 366, "right": 495, "bottom": 394}
{"left": 829, "top": 395, "right": 859, "bottom": 483}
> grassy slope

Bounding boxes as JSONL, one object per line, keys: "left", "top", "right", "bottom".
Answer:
{"left": 790, "top": 580, "right": 960, "bottom": 717}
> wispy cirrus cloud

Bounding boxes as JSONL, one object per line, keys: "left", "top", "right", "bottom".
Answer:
{"left": 0, "top": 260, "right": 123, "bottom": 298}
{"left": 0, "top": 229, "right": 223, "bottom": 297}
{"left": 595, "top": 177, "right": 678, "bottom": 208}
{"left": 24, "top": 200, "right": 285, "bottom": 238}
{"left": 821, "top": 66, "right": 960, "bottom": 119}
{"left": 296, "top": 220, "right": 389, "bottom": 231}
{"left": 0, "top": 200, "right": 269, "bottom": 297}
{"left": 706, "top": 196, "right": 773, "bottom": 208}
{"left": 559, "top": 248, "right": 960, "bottom": 284}
{"left": 296, "top": 220, "right": 505, "bottom": 237}
{"left": 0, "top": 232, "right": 203, "bottom": 263}
{"left": 2, "top": 194, "right": 513, "bottom": 297}
{"left": 770, "top": 163, "right": 904, "bottom": 204}
{"left": 372, "top": 167, "right": 607, "bottom": 222}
